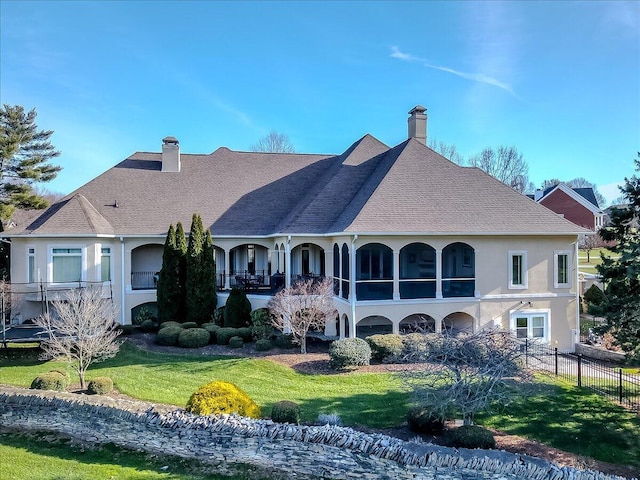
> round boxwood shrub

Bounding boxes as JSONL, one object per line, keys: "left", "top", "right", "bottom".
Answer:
{"left": 228, "top": 336, "right": 244, "bottom": 349}
{"left": 159, "top": 321, "right": 182, "bottom": 330}
{"left": 201, "top": 323, "right": 220, "bottom": 343}
{"left": 449, "top": 425, "right": 496, "bottom": 449}
{"left": 274, "top": 333, "right": 295, "bottom": 349}
{"left": 366, "top": 334, "right": 404, "bottom": 362}
{"left": 139, "top": 319, "right": 157, "bottom": 333}
{"left": 407, "top": 406, "right": 445, "bottom": 434}
{"left": 186, "top": 380, "right": 260, "bottom": 418}
{"left": 49, "top": 369, "right": 71, "bottom": 386}
{"left": 156, "top": 325, "right": 183, "bottom": 346}
{"left": 30, "top": 372, "right": 67, "bottom": 391}
{"left": 329, "top": 338, "right": 371, "bottom": 370}
{"left": 87, "top": 376, "right": 113, "bottom": 395}
{"left": 255, "top": 338, "right": 272, "bottom": 351}
{"left": 178, "top": 328, "right": 210, "bottom": 348}
{"left": 584, "top": 284, "right": 606, "bottom": 306}
{"left": 181, "top": 321, "right": 199, "bottom": 329}
{"left": 236, "top": 327, "right": 253, "bottom": 341}
{"left": 216, "top": 327, "right": 239, "bottom": 345}
{"left": 271, "top": 400, "right": 300, "bottom": 425}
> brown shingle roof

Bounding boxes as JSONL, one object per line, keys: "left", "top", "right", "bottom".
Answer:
{"left": 10, "top": 135, "right": 585, "bottom": 237}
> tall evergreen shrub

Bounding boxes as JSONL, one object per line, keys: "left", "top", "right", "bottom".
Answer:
{"left": 185, "top": 214, "right": 217, "bottom": 324}
{"left": 224, "top": 287, "right": 252, "bottom": 328}
{"left": 157, "top": 224, "right": 186, "bottom": 323}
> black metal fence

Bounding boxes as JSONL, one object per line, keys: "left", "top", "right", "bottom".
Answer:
{"left": 523, "top": 340, "right": 640, "bottom": 413}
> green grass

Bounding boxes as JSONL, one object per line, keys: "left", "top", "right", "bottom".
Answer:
{"left": 0, "top": 341, "right": 407, "bottom": 428}
{"left": 477, "top": 376, "right": 640, "bottom": 467}
{"left": 578, "top": 247, "right": 618, "bottom": 274}
{"left": 0, "top": 430, "right": 267, "bottom": 479}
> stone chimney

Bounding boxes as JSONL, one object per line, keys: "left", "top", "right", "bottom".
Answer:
{"left": 407, "top": 105, "right": 427, "bottom": 145}
{"left": 161, "top": 136, "right": 180, "bottom": 172}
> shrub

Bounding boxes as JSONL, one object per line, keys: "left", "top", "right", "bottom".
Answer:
{"left": 406, "top": 406, "right": 445, "bottom": 434}
{"left": 159, "top": 321, "right": 182, "bottom": 330}
{"left": 366, "top": 334, "right": 404, "bottom": 362}
{"left": 213, "top": 306, "right": 225, "bottom": 326}
{"left": 228, "top": 336, "right": 244, "bottom": 349}
{"left": 139, "top": 319, "right": 157, "bottom": 333}
{"left": 178, "top": 328, "right": 210, "bottom": 348}
{"left": 201, "top": 322, "right": 220, "bottom": 343}
{"left": 251, "top": 309, "right": 273, "bottom": 340}
{"left": 329, "top": 338, "right": 371, "bottom": 370}
{"left": 133, "top": 306, "right": 155, "bottom": 326}
{"left": 224, "top": 287, "right": 252, "bottom": 328}
{"left": 449, "top": 425, "right": 496, "bottom": 449}
{"left": 255, "top": 338, "right": 272, "bottom": 351}
{"left": 274, "top": 333, "right": 295, "bottom": 349}
{"left": 271, "top": 400, "right": 300, "bottom": 424}
{"left": 30, "top": 372, "right": 67, "bottom": 391}
{"left": 156, "top": 325, "right": 183, "bottom": 346}
{"left": 236, "top": 327, "right": 253, "bottom": 341}
{"left": 186, "top": 380, "right": 261, "bottom": 418}
{"left": 49, "top": 369, "right": 71, "bottom": 386}
{"left": 216, "top": 327, "right": 239, "bottom": 345}
{"left": 584, "top": 284, "right": 606, "bottom": 306}
{"left": 181, "top": 321, "right": 199, "bottom": 329}
{"left": 87, "top": 376, "right": 113, "bottom": 395}
{"left": 316, "top": 413, "right": 342, "bottom": 426}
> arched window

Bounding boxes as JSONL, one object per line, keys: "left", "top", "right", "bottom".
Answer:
{"left": 341, "top": 243, "right": 349, "bottom": 300}
{"left": 333, "top": 243, "right": 340, "bottom": 295}
{"left": 355, "top": 243, "right": 393, "bottom": 300}
{"left": 399, "top": 243, "right": 436, "bottom": 299}
{"left": 442, "top": 242, "right": 475, "bottom": 297}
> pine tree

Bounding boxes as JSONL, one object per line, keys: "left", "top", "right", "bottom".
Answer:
{"left": 175, "top": 221, "right": 188, "bottom": 321}
{"left": 0, "top": 105, "right": 62, "bottom": 225}
{"left": 595, "top": 154, "right": 640, "bottom": 361}
{"left": 185, "top": 214, "right": 207, "bottom": 324}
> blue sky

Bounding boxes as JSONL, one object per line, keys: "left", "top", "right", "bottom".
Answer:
{"left": 1, "top": 0, "right": 638, "bottom": 205}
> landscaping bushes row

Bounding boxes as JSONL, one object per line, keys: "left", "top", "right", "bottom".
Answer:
{"left": 30, "top": 370, "right": 113, "bottom": 395}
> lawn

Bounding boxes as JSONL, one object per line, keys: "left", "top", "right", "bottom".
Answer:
{"left": 578, "top": 247, "right": 617, "bottom": 275}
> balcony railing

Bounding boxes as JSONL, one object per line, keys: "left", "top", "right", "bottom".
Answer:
{"left": 131, "top": 271, "right": 158, "bottom": 290}
{"left": 442, "top": 278, "right": 475, "bottom": 298}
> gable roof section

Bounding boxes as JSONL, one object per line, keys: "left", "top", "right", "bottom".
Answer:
{"left": 24, "top": 194, "right": 113, "bottom": 235}
{"left": 540, "top": 184, "right": 602, "bottom": 214}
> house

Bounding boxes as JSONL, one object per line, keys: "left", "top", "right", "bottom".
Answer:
{"left": 530, "top": 184, "right": 605, "bottom": 230}
{"left": 3, "top": 106, "right": 588, "bottom": 350}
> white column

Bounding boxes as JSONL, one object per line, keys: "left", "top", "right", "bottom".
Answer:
{"left": 435, "top": 249, "right": 443, "bottom": 299}
{"left": 224, "top": 248, "right": 230, "bottom": 290}
{"left": 285, "top": 238, "right": 291, "bottom": 288}
{"left": 393, "top": 250, "right": 400, "bottom": 300}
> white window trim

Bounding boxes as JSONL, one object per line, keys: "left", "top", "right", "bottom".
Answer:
{"left": 510, "top": 309, "right": 550, "bottom": 343}
{"left": 48, "top": 245, "right": 86, "bottom": 284}
{"left": 508, "top": 250, "right": 528, "bottom": 289}
{"left": 554, "top": 250, "right": 571, "bottom": 288}
{"left": 100, "top": 246, "right": 113, "bottom": 283}
{"left": 27, "top": 246, "right": 36, "bottom": 284}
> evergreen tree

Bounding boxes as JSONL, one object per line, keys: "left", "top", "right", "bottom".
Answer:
{"left": 201, "top": 229, "right": 218, "bottom": 316}
{"left": 175, "top": 221, "right": 188, "bottom": 320}
{"left": 185, "top": 214, "right": 209, "bottom": 324}
{"left": 224, "top": 287, "right": 252, "bottom": 328}
{"left": 595, "top": 154, "right": 640, "bottom": 362}
{"left": 0, "top": 105, "right": 62, "bottom": 225}
{"left": 156, "top": 225, "right": 179, "bottom": 323}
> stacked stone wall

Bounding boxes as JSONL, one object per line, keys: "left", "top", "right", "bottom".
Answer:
{"left": 0, "top": 387, "right": 632, "bottom": 480}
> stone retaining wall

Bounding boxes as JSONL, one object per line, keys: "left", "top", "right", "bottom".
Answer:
{"left": 0, "top": 387, "right": 632, "bottom": 480}
{"left": 576, "top": 344, "right": 626, "bottom": 363}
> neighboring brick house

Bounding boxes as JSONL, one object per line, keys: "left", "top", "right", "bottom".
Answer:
{"left": 530, "top": 184, "right": 604, "bottom": 230}
{"left": 2, "top": 106, "right": 588, "bottom": 350}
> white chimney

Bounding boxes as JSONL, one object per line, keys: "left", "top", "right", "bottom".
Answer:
{"left": 534, "top": 189, "right": 544, "bottom": 202}
{"left": 161, "top": 136, "right": 180, "bottom": 172}
{"left": 407, "top": 105, "right": 427, "bottom": 145}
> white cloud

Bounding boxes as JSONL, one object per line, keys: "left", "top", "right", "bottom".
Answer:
{"left": 390, "top": 46, "right": 518, "bottom": 98}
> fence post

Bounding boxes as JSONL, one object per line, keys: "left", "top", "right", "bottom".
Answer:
{"left": 577, "top": 354, "right": 582, "bottom": 388}
{"left": 554, "top": 347, "right": 558, "bottom": 376}
{"left": 619, "top": 369, "right": 623, "bottom": 404}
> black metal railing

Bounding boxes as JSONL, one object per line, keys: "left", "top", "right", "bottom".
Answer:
{"left": 523, "top": 340, "right": 640, "bottom": 413}
{"left": 131, "top": 271, "right": 158, "bottom": 290}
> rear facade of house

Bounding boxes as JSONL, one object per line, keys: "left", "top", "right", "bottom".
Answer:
{"left": 4, "top": 107, "right": 586, "bottom": 351}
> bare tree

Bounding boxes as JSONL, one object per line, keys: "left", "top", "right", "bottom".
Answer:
{"left": 468, "top": 146, "right": 530, "bottom": 193}
{"left": 400, "top": 329, "right": 531, "bottom": 425}
{"left": 428, "top": 138, "right": 464, "bottom": 165}
{"left": 35, "top": 287, "right": 122, "bottom": 389}
{"left": 251, "top": 131, "right": 295, "bottom": 153}
{"left": 579, "top": 233, "right": 607, "bottom": 263}
{"left": 268, "top": 277, "right": 335, "bottom": 353}
{"left": 540, "top": 177, "right": 607, "bottom": 208}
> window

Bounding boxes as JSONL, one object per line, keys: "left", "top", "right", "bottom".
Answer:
{"left": 508, "top": 251, "right": 527, "bottom": 289}
{"left": 247, "top": 244, "right": 255, "bottom": 275}
{"left": 28, "top": 247, "right": 36, "bottom": 283}
{"left": 554, "top": 251, "right": 571, "bottom": 288}
{"left": 52, "top": 247, "right": 83, "bottom": 283}
{"left": 101, "top": 247, "right": 111, "bottom": 282}
{"left": 511, "top": 311, "right": 549, "bottom": 342}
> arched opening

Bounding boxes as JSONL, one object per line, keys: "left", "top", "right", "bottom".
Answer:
{"left": 230, "top": 244, "right": 270, "bottom": 290}
{"left": 399, "top": 243, "right": 436, "bottom": 299}
{"left": 131, "top": 301, "right": 158, "bottom": 325}
{"left": 356, "top": 315, "right": 393, "bottom": 338}
{"left": 400, "top": 313, "right": 438, "bottom": 334}
{"left": 443, "top": 312, "right": 474, "bottom": 336}
{"left": 341, "top": 243, "right": 349, "bottom": 300}
{"left": 131, "top": 244, "right": 164, "bottom": 290}
{"left": 342, "top": 313, "right": 350, "bottom": 338}
{"left": 442, "top": 242, "right": 475, "bottom": 298}
{"left": 333, "top": 243, "right": 340, "bottom": 295}
{"left": 356, "top": 243, "right": 393, "bottom": 300}
{"left": 291, "top": 243, "right": 325, "bottom": 282}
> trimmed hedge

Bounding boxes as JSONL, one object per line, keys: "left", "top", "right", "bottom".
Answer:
{"left": 449, "top": 425, "right": 496, "bottom": 449}
{"left": 186, "top": 380, "right": 261, "bottom": 418}
{"left": 329, "top": 338, "right": 371, "bottom": 370}
{"left": 274, "top": 334, "right": 295, "bottom": 349}
{"left": 181, "top": 322, "right": 200, "bottom": 329}
{"left": 255, "top": 339, "right": 272, "bottom": 351}
{"left": 30, "top": 372, "right": 67, "bottom": 391}
{"left": 406, "top": 406, "right": 445, "bottom": 434}
{"left": 271, "top": 400, "right": 300, "bottom": 425}
{"left": 49, "top": 369, "right": 71, "bottom": 386}
{"left": 178, "top": 328, "right": 210, "bottom": 348}
{"left": 159, "top": 321, "right": 182, "bottom": 330}
{"left": 216, "top": 327, "right": 240, "bottom": 345}
{"left": 236, "top": 327, "right": 253, "bottom": 341}
{"left": 366, "top": 334, "right": 403, "bottom": 362}
{"left": 228, "top": 336, "right": 244, "bottom": 349}
{"left": 87, "top": 376, "right": 113, "bottom": 395}
{"left": 139, "top": 319, "right": 157, "bottom": 333}
{"left": 201, "top": 323, "right": 220, "bottom": 343}
{"left": 224, "top": 287, "right": 252, "bottom": 328}
{"left": 156, "top": 325, "right": 183, "bottom": 346}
